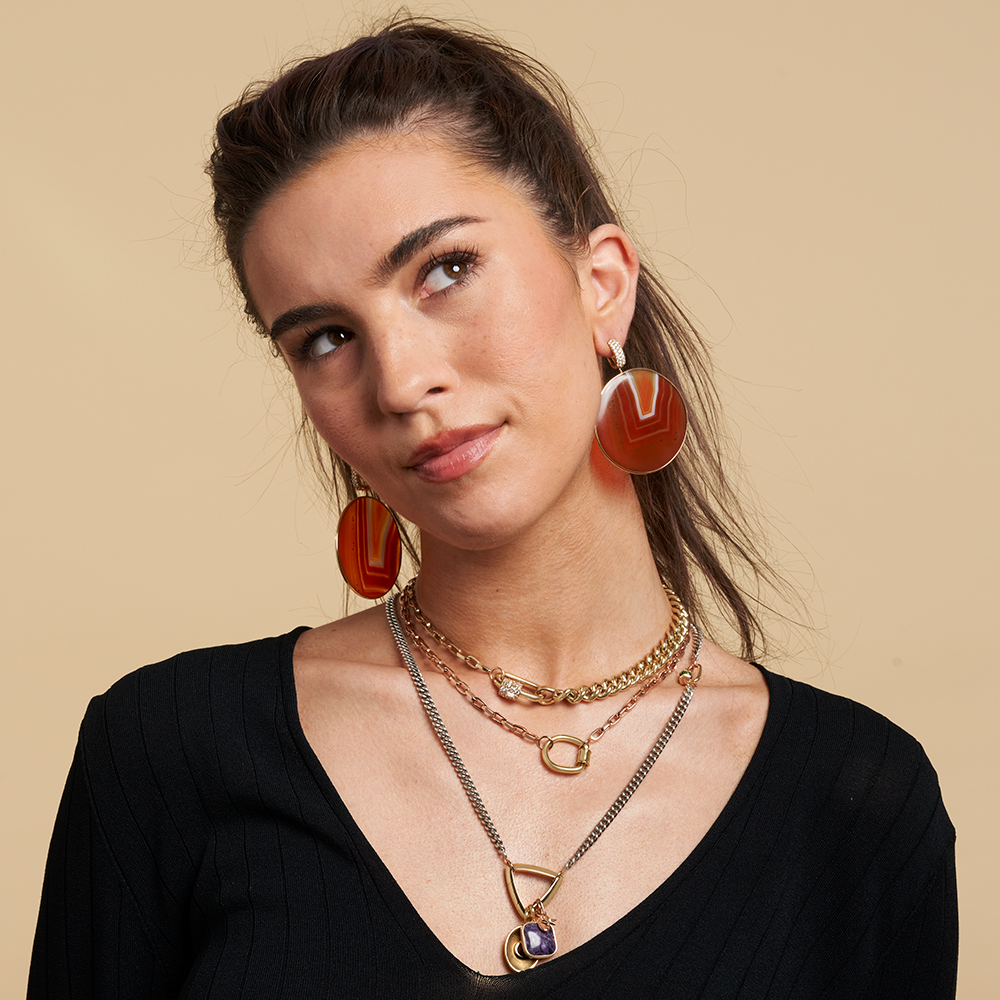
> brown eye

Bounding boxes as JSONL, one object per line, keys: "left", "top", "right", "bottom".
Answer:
{"left": 305, "top": 327, "right": 352, "bottom": 359}
{"left": 423, "top": 257, "right": 473, "bottom": 295}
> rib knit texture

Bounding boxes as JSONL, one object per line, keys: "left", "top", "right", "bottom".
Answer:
{"left": 29, "top": 629, "right": 957, "bottom": 998}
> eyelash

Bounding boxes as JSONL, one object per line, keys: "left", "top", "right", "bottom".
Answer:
{"left": 417, "top": 246, "right": 480, "bottom": 294}
{"left": 285, "top": 246, "right": 481, "bottom": 365}
{"left": 285, "top": 325, "right": 353, "bottom": 363}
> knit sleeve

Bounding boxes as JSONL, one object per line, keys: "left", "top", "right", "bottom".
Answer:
{"left": 27, "top": 734, "right": 187, "bottom": 999}
{"left": 869, "top": 845, "right": 959, "bottom": 998}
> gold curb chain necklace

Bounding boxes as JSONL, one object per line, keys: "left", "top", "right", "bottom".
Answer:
{"left": 405, "top": 579, "right": 690, "bottom": 704}
{"left": 399, "top": 579, "right": 698, "bottom": 774}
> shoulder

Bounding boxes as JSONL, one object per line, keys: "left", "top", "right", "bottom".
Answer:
{"left": 291, "top": 604, "right": 421, "bottom": 751}
{"left": 756, "top": 666, "right": 954, "bottom": 860}
{"left": 744, "top": 670, "right": 958, "bottom": 987}
{"left": 86, "top": 627, "right": 308, "bottom": 722}
{"left": 764, "top": 667, "right": 939, "bottom": 779}
{"left": 292, "top": 603, "right": 410, "bottom": 705}
{"left": 292, "top": 603, "right": 400, "bottom": 670}
{"left": 77, "top": 627, "right": 310, "bottom": 797}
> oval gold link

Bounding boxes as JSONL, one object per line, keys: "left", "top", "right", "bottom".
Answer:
{"left": 539, "top": 734, "right": 592, "bottom": 774}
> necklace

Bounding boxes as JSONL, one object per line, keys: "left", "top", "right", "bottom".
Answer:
{"left": 405, "top": 579, "right": 690, "bottom": 704}
{"left": 400, "top": 586, "right": 691, "bottom": 774}
{"left": 386, "top": 596, "right": 701, "bottom": 972}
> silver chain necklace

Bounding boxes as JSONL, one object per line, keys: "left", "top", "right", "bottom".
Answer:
{"left": 385, "top": 596, "right": 700, "bottom": 972}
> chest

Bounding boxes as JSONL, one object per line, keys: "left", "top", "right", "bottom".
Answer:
{"left": 297, "top": 670, "right": 765, "bottom": 975}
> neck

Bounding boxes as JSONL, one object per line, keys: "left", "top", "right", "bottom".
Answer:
{"left": 413, "top": 469, "right": 675, "bottom": 692}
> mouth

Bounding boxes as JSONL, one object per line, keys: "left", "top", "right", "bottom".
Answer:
{"left": 406, "top": 423, "right": 504, "bottom": 484}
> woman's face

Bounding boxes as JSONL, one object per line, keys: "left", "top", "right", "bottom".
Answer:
{"left": 243, "top": 132, "right": 632, "bottom": 551}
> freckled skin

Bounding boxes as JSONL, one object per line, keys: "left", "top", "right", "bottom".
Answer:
{"left": 243, "top": 134, "right": 608, "bottom": 554}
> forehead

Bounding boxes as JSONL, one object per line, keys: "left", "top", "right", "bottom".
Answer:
{"left": 241, "top": 132, "right": 549, "bottom": 321}
{"left": 247, "top": 133, "right": 530, "bottom": 259}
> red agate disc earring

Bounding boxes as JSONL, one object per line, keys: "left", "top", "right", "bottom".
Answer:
{"left": 336, "top": 471, "right": 402, "bottom": 599}
{"left": 594, "top": 338, "right": 688, "bottom": 474}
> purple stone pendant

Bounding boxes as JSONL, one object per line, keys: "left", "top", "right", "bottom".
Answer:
{"left": 503, "top": 865, "right": 563, "bottom": 972}
{"left": 521, "top": 920, "right": 557, "bottom": 959}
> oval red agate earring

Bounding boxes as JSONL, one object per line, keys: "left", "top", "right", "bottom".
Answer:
{"left": 336, "top": 471, "right": 402, "bottom": 599}
{"left": 594, "top": 339, "right": 688, "bottom": 474}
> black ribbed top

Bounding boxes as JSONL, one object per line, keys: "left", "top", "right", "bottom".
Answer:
{"left": 29, "top": 629, "right": 957, "bottom": 998}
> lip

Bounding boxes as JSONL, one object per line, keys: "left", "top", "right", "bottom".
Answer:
{"left": 406, "top": 424, "right": 504, "bottom": 484}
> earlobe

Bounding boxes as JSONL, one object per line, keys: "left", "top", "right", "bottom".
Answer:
{"left": 585, "top": 224, "right": 640, "bottom": 357}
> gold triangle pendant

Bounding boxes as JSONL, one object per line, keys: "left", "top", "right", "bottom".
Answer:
{"left": 503, "top": 865, "right": 562, "bottom": 972}
{"left": 504, "top": 864, "right": 562, "bottom": 917}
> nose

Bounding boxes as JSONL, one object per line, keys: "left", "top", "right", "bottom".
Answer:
{"left": 368, "top": 316, "right": 453, "bottom": 416}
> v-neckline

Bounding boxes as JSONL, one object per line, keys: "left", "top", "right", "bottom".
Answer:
{"left": 279, "top": 625, "right": 783, "bottom": 981}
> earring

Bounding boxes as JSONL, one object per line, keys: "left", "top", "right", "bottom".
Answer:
{"left": 594, "top": 339, "right": 688, "bottom": 474}
{"left": 336, "top": 471, "right": 402, "bottom": 599}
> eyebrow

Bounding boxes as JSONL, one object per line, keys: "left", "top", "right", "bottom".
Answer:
{"left": 267, "top": 216, "right": 484, "bottom": 342}
{"left": 371, "top": 216, "right": 482, "bottom": 285}
{"left": 269, "top": 303, "right": 347, "bottom": 342}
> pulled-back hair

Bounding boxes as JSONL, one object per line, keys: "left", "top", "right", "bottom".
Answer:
{"left": 208, "top": 16, "right": 782, "bottom": 658}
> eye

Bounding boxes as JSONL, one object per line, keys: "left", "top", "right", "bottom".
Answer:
{"left": 288, "top": 326, "right": 353, "bottom": 363}
{"left": 421, "top": 260, "right": 469, "bottom": 297}
{"left": 310, "top": 328, "right": 351, "bottom": 357}
{"left": 418, "top": 250, "right": 478, "bottom": 299}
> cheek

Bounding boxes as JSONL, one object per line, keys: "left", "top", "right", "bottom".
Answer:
{"left": 520, "top": 290, "right": 602, "bottom": 411}
{"left": 483, "top": 261, "right": 589, "bottom": 372}
{"left": 294, "top": 376, "right": 356, "bottom": 458}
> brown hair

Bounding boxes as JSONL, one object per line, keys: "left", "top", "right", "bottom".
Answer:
{"left": 208, "top": 16, "right": 785, "bottom": 658}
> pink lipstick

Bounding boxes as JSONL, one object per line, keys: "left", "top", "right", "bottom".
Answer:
{"left": 407, "top": 424, "right": 503, "bottom": 484}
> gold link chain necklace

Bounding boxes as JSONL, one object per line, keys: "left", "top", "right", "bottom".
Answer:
{"left": 405, "top": 579, "right": 690, "bottom": 704}
{"left": 399, "top": 580, "right": 695, "bottom": 774}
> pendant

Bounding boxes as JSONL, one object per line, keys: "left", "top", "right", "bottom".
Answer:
{"left": 503, "top": 864, "right": 562, "bottom": 972}
{"left": 521, "top": 915, "right": 558, "bottom": 958}
{"left": 505, "top": 919, "right": 558, "bottom": 971}
{"left": 538, "top": 734, "right": 591, "bottom": 774}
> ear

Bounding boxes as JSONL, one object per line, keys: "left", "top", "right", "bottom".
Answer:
{"left": 582, "top": 224, "right": 640, "bottom": 359}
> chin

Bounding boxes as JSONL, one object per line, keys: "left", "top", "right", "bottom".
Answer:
{"left": 403, "top": 448, "right": 594, "bottom": 554}
{"left": 411, "top": 494, "right": 541, "bottom": 554}
{"left": 420, "top": 516, "right": 524, "bottom": 554}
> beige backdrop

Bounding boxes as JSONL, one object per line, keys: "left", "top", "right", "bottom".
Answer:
{"left": 2, "top": 0, "right": 995, "bottom": 994}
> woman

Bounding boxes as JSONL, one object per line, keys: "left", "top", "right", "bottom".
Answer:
{"left": 29, "top": 19, "right": 957, "bottom": 997}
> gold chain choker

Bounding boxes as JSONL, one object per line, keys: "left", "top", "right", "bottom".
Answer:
{"left": 404, "top": 578, "right": 690, "bottom": 704}
{"left": 399, "top": 579, "right": 696, "bottom": 774}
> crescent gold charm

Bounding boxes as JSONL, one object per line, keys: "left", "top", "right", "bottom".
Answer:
{"left": 504, "top": 926, "right": 537, "bottom": 971}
